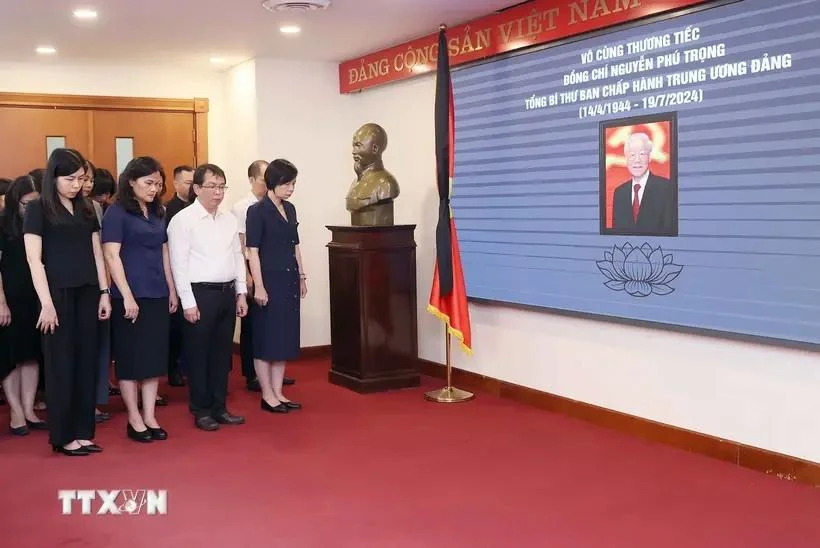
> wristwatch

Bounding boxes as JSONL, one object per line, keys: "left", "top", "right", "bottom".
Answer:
{"left": 100, "top": 288, "right": 111, "bottom": 295}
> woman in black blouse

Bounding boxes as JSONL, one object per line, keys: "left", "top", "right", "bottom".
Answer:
{"left": 0, "top": 176, "right": 46, "bottom": 434}
{"left": 23, "top": 148, "right": 112, "bottom": 456}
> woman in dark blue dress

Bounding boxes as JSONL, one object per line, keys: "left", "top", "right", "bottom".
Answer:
{"left": 246, "top": 159, "right": 306, "bottom": 414}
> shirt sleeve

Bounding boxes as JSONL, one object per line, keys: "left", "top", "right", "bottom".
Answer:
{"left": 245, "top": 204, "right": 262, "bottom": 249}
{"left": 101, "top": 204, "right": 125, "bottom": 244}
{"left": 167, "top": 213, "right": 196, "bottom": 310}
{"left": 231, "top": 216, "right": 248, "bottom": 295}
{"left": 90, "top": 210, "right": 101, "bottom": 233}
{"left": 291, "top": 203, "right": 300, "bottom": 245}
{"left": 232, "top": 200, "right": 248, "bottom": 234}
{"left": 22, "top": 198, "right": 45, "bottom": 236}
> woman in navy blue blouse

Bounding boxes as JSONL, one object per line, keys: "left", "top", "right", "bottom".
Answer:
{"left": 246, "top": 159, "right": 306, "bottom": 414}
{"left": 102, "top": 157, "right": 178, "bottom": 443}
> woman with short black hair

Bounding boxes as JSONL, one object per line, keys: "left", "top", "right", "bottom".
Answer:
{"left": 246, "top": 158, "right": 306, "bottom": 414}
{"left": 23, "top": 148, "right": 112, "bottom": 456}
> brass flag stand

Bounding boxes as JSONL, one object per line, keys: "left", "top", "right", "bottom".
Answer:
{"left": 424, "top": 330, "right": 474, "bottom": 403}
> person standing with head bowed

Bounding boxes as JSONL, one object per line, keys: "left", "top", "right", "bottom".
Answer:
{"left": 23, "top": 148, "right": 112, "bottom": 456}
{"left": 102, "top": 157, "right": 178, "bottom": 443}
{"left": 246, "top": 159, "right": 306, "bottom": 414}
{"left": 0, "top": 175, "right": 46, "bottom": 436}
{"left": 167, "top": 163, "right": 249, "bottom": 432}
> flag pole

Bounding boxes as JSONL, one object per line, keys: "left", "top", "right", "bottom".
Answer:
{"left": 424, "top": 23, "right": 474, "bottom": 404}
{"left": 424, "top": 326, "right": 474, "bottom": 403}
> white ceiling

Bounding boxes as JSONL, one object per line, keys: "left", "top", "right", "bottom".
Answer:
{"left": 0, "top": 0, "right": 519, "bottom": 69}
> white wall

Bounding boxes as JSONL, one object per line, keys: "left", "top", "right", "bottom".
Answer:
{"left": 252, "top": 58, "right": 352, "bottom": 347}
{"left": 221, "top": 59, "right": 258, "bottom": 208}
{"left": 246, "top": 61, "right": 820, "bottom": 463}
{"left": 0, "top": 61, "right": 228, "bottom": 172}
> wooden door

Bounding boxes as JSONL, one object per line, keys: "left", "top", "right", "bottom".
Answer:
{"left": 0, "top": 93, "right": 208, "bottom": 197}
{"left": 92, "top": 110, "right": 196, "bottom": 202}
{"left": 0, "top": 107, "right": 90, "bottom": 179}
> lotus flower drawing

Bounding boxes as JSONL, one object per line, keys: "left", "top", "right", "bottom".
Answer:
{"left": 596, "top": 242, "right": 683, "bottom": 297}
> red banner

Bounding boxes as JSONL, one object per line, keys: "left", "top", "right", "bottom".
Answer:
{"left": 338, "top": 0, "right": 712, "bottom": 94}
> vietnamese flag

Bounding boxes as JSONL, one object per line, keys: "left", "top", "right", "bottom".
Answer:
{"left": 427, "top": 25, "right": 472, "bottom": 356}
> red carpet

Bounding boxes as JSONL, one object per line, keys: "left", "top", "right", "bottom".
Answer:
{"left": 1, "top": 357, "right": 818, "bottom": 547}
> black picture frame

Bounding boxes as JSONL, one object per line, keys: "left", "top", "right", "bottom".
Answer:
{"left": 599, "top": 111, "right": 679, "bottom": 237}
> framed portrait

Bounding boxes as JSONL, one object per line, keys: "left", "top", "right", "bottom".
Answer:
{"left": 599, "top": 112, "right": 679, "bottom": 237}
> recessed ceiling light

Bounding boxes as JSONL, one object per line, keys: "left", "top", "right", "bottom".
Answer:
{"left": 279, "top": 25, "right": 301, "bottom": 35}
{"left": 36, "top": 46, "right": 57, "bottom": 55}
{"left": 210, "top": 57, "right": 227, "bottom": 64}
{"left": 73, "top": 8, "right": 98, "bottom": 19}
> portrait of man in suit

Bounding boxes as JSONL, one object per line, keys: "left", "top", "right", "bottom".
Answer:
{"left": 611, "top": 132, "right": 677, "bottom": 235}
{"left": 600, "top": 114, "right": 679, "bottom": 237}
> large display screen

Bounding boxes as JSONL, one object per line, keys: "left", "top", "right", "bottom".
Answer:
{"left": 451, "top": 0, "right": 820, "bottom": 346}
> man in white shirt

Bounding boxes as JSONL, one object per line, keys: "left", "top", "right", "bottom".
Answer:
{"left": 232, "top": 160, "right": 296, "bottom": 392}
{"left": 168, "top": 163, "right": 249, "bottom": 432}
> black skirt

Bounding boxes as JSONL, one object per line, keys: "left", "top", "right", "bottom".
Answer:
{"left": 251, "top": 270, "right": 301, "bottom": 361}
{"left": 111, "top": 297, "right": 169, "bottom": 381}
{"left": 0, "top": 287, "right": 41, "bottom": 379}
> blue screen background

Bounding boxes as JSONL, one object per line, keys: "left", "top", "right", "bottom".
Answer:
{"left": 451, "top": 0, "right": 820, "bottom": 345}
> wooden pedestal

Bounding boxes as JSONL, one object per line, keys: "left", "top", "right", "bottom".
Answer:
{"left": 326, "top": 225, "right": 419, "bottom": 393}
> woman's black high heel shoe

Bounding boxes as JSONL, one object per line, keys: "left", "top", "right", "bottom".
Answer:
{"left": 147, "top": 426, "right": 168, "bottom": 441}
{"left": 127, "top": 423, "right": 153, "bottom": 443}
{"left": 10, "top": 425, "right": 29, "bottom": 436}
{"left": 79, "top": 443, "right": 104, "bottom": 453}
{"left": 52, "top": 444, "right": 90, "bottom": 456}
{"left": 261, "top": 399, "right": 289, "bottom": 413}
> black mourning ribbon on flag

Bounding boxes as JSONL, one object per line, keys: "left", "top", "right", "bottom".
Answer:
{"left": 434, "top": 27, "right": 454, "bottom": 297}
{"left": 436, "top": 197, "right": 453, "bottom": 297}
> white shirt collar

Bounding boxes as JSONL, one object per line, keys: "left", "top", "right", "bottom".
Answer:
{"left": 192, "top": 198, "right": 222, "bottom": 220}
{"left": 632, "top": 170, "right": 650, "bottom": 187}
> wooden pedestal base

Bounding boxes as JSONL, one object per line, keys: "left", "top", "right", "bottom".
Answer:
{"left": 326, "top": 225, "right": 419, "bottom": 394}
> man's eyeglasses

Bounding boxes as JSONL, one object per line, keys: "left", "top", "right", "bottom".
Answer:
{"left": 200, "top": 184, "right": 228, "bottom": 192}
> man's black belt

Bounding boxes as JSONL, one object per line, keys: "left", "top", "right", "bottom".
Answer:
{"left": 191, "top": 281, "right": 235, "bottom": 291}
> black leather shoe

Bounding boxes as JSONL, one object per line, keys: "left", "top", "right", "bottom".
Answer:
{"left": 80, "top": 443, "right": 104, "bottom": 453}
{"left": 148, "top": 427, "right": 168, "bottom": 441}
{"left": 283, "top": 401, "right": 302, "bottom": 410}
{"left": 168, "top": 372, "right": 186, "bottom": 387}
{"left": 212, "top": 411, "right": 245, "bottom": 425}
{"left": 261, "top": 399, "right": 289, "bottom": 414}
{"left": 195, "top": 416, "right": 219, "bottom": 431}
{"left": 127, "top": 423, "right": 153, "bottom": 443}
{"left": 26, "top": 419, "right": 48, "bottom": 430}
{"left": 53, "top": 444, "right": 90, "bottom": 456}
{"left": 9, "top": 424, "right": 29, "bottom": 436}
{"left": 246, "top": 378, "right": 261, "bottom": 392}
{"left": 283, "top": 377, "right": 295, "bottom": 386}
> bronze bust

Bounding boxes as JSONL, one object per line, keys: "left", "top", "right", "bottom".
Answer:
{"left": 345, "top": 123, "right": 400, "bottom": 226}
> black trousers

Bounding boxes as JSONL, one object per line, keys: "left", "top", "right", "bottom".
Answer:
{"left": 239, "top": 309, "right": 255, "bottom": 381}
{"left": 168, "top": 309, "right": 184, "bottom": 377}
{"left": 183, "top": 284, "right": 236, "bottom": 418}
{"left": 43, "top": 285, "right": 99, "bottom": 447}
